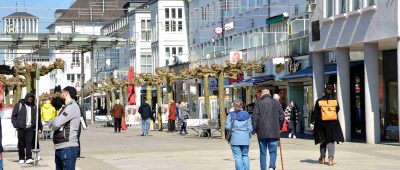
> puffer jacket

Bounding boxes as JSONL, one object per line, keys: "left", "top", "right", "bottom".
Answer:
{"left": 226, "top": 110, "right": 253, "bottom": 145}
{"left": 41, "top": 103, "right": 57, "bottom": 121}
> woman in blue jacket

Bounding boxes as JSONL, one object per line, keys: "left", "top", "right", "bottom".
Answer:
{"left": 226, "top": 99, "right": 253, "bottom": 170}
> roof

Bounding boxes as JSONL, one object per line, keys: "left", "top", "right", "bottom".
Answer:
{"left": 48, "top": 0, "right": 136, "bottom": 28}
{"left": 3, "top": 12, "right": 38, "bottom": 19}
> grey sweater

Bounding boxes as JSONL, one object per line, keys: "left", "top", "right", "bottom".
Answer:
{"left": 48, "top": 100, "right": 81, "bottom": 150}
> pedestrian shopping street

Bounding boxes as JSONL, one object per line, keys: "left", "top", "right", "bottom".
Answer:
{"left": 3, "top": 126, "right": 400, "bottom": 170}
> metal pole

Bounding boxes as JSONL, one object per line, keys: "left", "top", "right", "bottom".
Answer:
{"left": 91, "top": 46, "right": 94, "bottom": 124}
{"left": 33, "top": 67, "right": 39, "bottom": 166}
{"left": 81, "top": 50, "right": 85, "bottom": 116}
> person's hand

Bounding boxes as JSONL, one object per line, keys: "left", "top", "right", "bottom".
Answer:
{"left": 0, "top": 152, "right": 3, "bottom": 159}
{"left": 310, "top": 124, "right": 314, "bottom": 131}
{"left": 39, "top": 130, "right": 42, "bottom": 134}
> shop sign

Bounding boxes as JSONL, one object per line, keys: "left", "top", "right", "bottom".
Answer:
{"left": 275, "top": 63, "right": 285, "bottom": 73}
{"left": 214, "top": 27, "right": 223, "bottom": 34}
{"left": 224, "top": 22, "right": 234, "bottom": 31}
{"left": 229, "top": 51, "right": 242, "bottom": 64}
{"left": 209, "top": 78, "right": 218, "bottom": 88}
{"left": 288, "top": 57, "right": 301, "bottom": 74}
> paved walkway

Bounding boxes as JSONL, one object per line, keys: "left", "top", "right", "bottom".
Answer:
{"left": 3, "top": 125, "right": 400, "bottom": 170}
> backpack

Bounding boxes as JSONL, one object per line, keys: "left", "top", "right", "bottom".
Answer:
{"left": 318, "top": 100, "right": 338, "bottom": 121}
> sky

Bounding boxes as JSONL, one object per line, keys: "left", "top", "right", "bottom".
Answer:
{"left": 0, "top": 0, "right": 75, "bottom": 33}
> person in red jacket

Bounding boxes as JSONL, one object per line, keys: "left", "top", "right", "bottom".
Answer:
{"left": 168, "top": 101, "right": 177, "bottom": 132}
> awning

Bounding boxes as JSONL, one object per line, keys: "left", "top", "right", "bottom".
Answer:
{"left": 265, "top": 13, "right": 288, "bottom": 25}
{"left": 226, "top": 75, "right": 275, "bottom": 87}
{"left": 281, "top": 61, "right": 364, "bottom": 80}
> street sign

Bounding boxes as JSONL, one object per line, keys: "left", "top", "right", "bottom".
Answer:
{"left": 229, "top": 51, "right": 242, "bottom": 64}
{"left": 214, "top": 27, "right": 223, "bottom": 34}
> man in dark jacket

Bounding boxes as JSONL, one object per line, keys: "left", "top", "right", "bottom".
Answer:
{"left": 111, "top": 99, "right": 124, "bottom": 133}
{"left": 139, "top": 101, "right": 152, "bottom": 136}
{"left": 11, "top": 93, "right": 42, "bottom": 164}
{"left": 252, "top": 89, "right": 285, "bottom": 170}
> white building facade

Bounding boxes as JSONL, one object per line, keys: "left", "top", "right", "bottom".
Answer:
{"left": 309, "top": 0, "right": 400, "bottom": 143}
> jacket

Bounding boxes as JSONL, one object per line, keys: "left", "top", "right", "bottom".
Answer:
{"left": 168, "top": 102, "right": 177, "bottom": 120}
{"left": 0, "top": 120, "right": 3, "bottom": 152}
{"left": 252, "top": 95, "right": 285, "bottom": 139}
{"left": 284, "top": 105, "right": 300, "bottom": 123}
{"left": 112, "top": 104, "right": 124, "bottom": 118}
{"left": 48, "top": 99, "right": 81, "bottom": 150}
{"left": 11, "top": 93, "right": 42, "bottom": 131}
{"left": 138, "top": 103, "right": 152, "bottom": 119}
{"left": 226, "top": 110, "right": 253, "bottom": 145}
{"left": 41, "top": 103, "right": 57, "bottom": 121}
{"left": 311, "top": 95, "right": 345, "bottom": 144}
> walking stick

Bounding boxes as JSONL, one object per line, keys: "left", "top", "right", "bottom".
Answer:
{"left": 279, "top": 139, "right": 284, "bottom": 170}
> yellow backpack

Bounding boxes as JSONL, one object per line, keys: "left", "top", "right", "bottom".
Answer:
{"left": 318, "top": 100, "right": 338, "bottom": 121}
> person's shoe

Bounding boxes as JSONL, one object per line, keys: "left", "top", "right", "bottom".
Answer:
{"left": 268, "top": 168, "right": 275, "bottom": 170}
{"left": 25, "top": 159, "right": 34, "bottom": 164}
{"left": 37, "top": 156, "right": 41, "bottom": 161}
{"left": 293, "top": 135, "right": 297, "bottom": 139}
{"left": 141, "top": 133, "right": 145, "bottom": 136}
{"left": 328, "top": 157, "right": 334, "bottom": 166}
{"left": 288, "top": 133, "right": 292, "bottom": 138}
{"left": 18, "top": 160, "right": 25, "bottom": 164}
{"left": 319, "top": 157, "right": 325, "bottom": 164}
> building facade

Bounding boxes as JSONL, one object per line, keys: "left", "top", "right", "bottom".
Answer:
{"left": 309, "top": 0, "right": 400, "bottom": 143}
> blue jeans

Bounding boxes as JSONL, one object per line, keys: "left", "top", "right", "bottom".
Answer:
{"left": 141, "top": 118, "right": 151, "bottom": 136}
{"left": 258, "top": 138, "right": 278, "bottom": 170}
{"left": 55, "top": 147, "right": 79, "bottom": 170}
{"left": 231, "top": 145, "right": 250, "bottom": 170}
{"left": 0, "top": 158, "right": 3, "bottom": 170}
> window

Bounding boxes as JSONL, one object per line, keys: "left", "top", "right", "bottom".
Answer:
{"left": 165, "top": 8, "right": 170, "bottom": 18}
{"left": 172, "top": 47, "right": 177, "bottom": 56}
{"left": 77, "top": 74, "right": 81, "bottom": 81}
{"left": 178, "top": 8, "right": 182, "bottom": 19}
{"left": 165, "top": 21, "right": 170, "bottom": 31}
{"left": 72, "top": 53, "right": 80, "bottom": 65}
{"left": 339, "top": 0, "right": 347, "bottom": 14}
{"left": 171, "top": 21, "right": 176, "bottom": 32}
{"left": 141, "top": 20, "right": 151, "bottom": 40}
{"left": 368, "top": 0, "right": 376, "bottom": 6}
{"left": 172, "top": 8, "right": 176, "bottom": 19}
{"left": 178, "top": 47, "right": 183, "bottom": 55}
{"left": 325, "top": 0, "right": 334, "bottom": 17}
{"left": 67, "top": 74, "right": 75, "bottom": 83}
{"left": 178, "top": 21, "right": 183, "bottom": 31}
{"left": 352, "top": 0, "right": 361, "bottom": 10}
{"left": 165, "top": 47, "right": 170, "bottom": 57}
{"left": 140, "top": 54, "right": 152, "bottom": 73}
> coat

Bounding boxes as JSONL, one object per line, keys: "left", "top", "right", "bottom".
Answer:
{"left": 138, "top": 103, "right": 152, "bottom": 119}
{"left": 168, "top": 102, "right": 177, "bottom": 120}
{"left": 252, "top": 95, "right": 285, "bottom": 139}
{"left": 311, "top": 95, "right": 345, "bottom": 145}
{"left": 111, "top": 104, "right": 125, "bottom": 118}
{"left": 11, "top": 93, "right": 42, "bottom": 131}
{"left": 226, "top": 110, "right": 253, "bottom": 146}
{"left": 41, "top": 103, "right": 57, "bottom": 121}
{"left": 0, "top": 120, "right": 3, "bottom": 152}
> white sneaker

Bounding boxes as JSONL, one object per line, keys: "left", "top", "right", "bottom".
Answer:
{"left": 25, "top": 159, "right": 34, "bottom": 164}
{"left": 288, "top": 133, "right": 292, "bottom": 138}
{"left": 37, "top": 156, "right": 41, "bottom": 161}
{"left": 18, "top": 160, "right": 25, "bottom": 164}
{"left": 293, "top": 135, "right": 297, "bottom": 139}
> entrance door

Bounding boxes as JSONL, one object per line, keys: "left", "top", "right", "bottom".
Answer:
{"left": 351, "top": 74, "right": 366, "bottom": 139}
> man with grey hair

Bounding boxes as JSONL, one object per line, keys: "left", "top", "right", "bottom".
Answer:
{"left": 252, "top": 89, "right": 285, "bottom": 170}
{"left": 112, "top": 99, "right": 124, "bottom": 133}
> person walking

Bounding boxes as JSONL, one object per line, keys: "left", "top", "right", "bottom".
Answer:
{"left": 284, "top": 100, "right": 300, "bottom": 138}
{"left": 48, "top": 86, "right": 81, "bottom": 170}
{"left": 252, "top": 89, "right": 285, "bottom": 170}
{"left": 138, "top": 100, "right": 152, "bottom": 136}
{"left": 168, "top": 101, "right": 177, "bottom": 132}
{"left": 310, "top": 85, "right": 344, "bottom": 166}
{"left": 226, "top": 99, "right": 252, "bottom": 170}
{"left": 111, "top": 99, "right": 124, "bottom": 133}
{"left": 11, "top": 93, "right": 42, "bottom": 164}
{"left": 179, "top": 102, "right": 189, "bottom": 135}
{"left": 41, "top": 99, "right": 56, "bottom": 139}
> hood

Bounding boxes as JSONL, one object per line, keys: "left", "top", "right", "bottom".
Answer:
{"left": 21, "top": 93, "right": 35, "bottom": 105}
{"left": 24, "top": 93, "right": 35, "bottom": 100}
{"left": 232, "top": 110, "right": 250, "bottom": 121}
{"left": 42, "top": 103, "right": 54, "bottom": 109}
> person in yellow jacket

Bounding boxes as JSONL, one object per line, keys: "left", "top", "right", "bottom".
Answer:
{"left": 41, "top": 100, "right": 56, "bottom": 139}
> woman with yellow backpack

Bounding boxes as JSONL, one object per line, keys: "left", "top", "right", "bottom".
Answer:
{"left": 310, "top": 85, "right": 344, "bottom": 166}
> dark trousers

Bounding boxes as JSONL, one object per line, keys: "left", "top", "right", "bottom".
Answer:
{"left": 320, "top": 142, "right": 335, "bottom": 159}
{"left": 289, "top": 121, "right": 297, "bottom": 136}
{"left": 55, "top": 147, "right": 79, "bottom": 170}
{"left": 114, "top": 118, "right": 122, "bottom": 133}
{"left": 17, "top": 127, "right": 34, "bottom": 160}
{"left": 168, "top": 119, "right": 175, "bottom": 132}
{"left": 180, "top": 122, "right": 187, "bottom": 134}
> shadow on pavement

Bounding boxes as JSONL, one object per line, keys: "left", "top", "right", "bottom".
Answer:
{"left": 300, "top": 159, "right": 320, "bottom": 164}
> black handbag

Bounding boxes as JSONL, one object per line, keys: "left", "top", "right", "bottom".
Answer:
{"left": 226, "top": 112, "right": 236, "bottom": 142}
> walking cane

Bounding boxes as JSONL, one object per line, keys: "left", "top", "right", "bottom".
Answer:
{"left": 279, "top": 139, "right": 284, "bottom": 170}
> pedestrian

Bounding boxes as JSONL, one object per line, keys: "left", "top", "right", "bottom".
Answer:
{"left": 48, "top": 86, "right": 81, "bottom": 170}
{"left": 138, "top": 100, "right": 152, "bottom": 136}
{"left": 0, "top": 118, "right": 3, "bottom": 169}
{"left": 284, "top": 100, "right": 300, "bottom": 138}
{"left": 179, "top": 102, "right": 189, "bottom": 135}
{"left": 41, "top": 99, "right": 56, "bottom": 139}
{"left": 11, "top": 93, "right": 41, "bottom": 164}
{"left": 111, "top": 99, "right": 124, "bottom": 133}
{"left": 226, "top": 99, "right": 253, "bottom": 170}
{"left": 310, "top": 85, "right": 344, "bottom": 166}
{"left": 175, "top": 102, "right": 181, "bottom": 132}
{"left": 168, "top": 101, "right": 177, "bottom": 132}
{"left": 252, "top": 89, "right": 285, "bottom": 170}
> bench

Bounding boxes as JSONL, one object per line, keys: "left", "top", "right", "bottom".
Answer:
{"left": 95, "top": 115, "right": 113, "bottom": 127}
{"left": 187, "top": 119, "right": 220, "bottom": 139}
